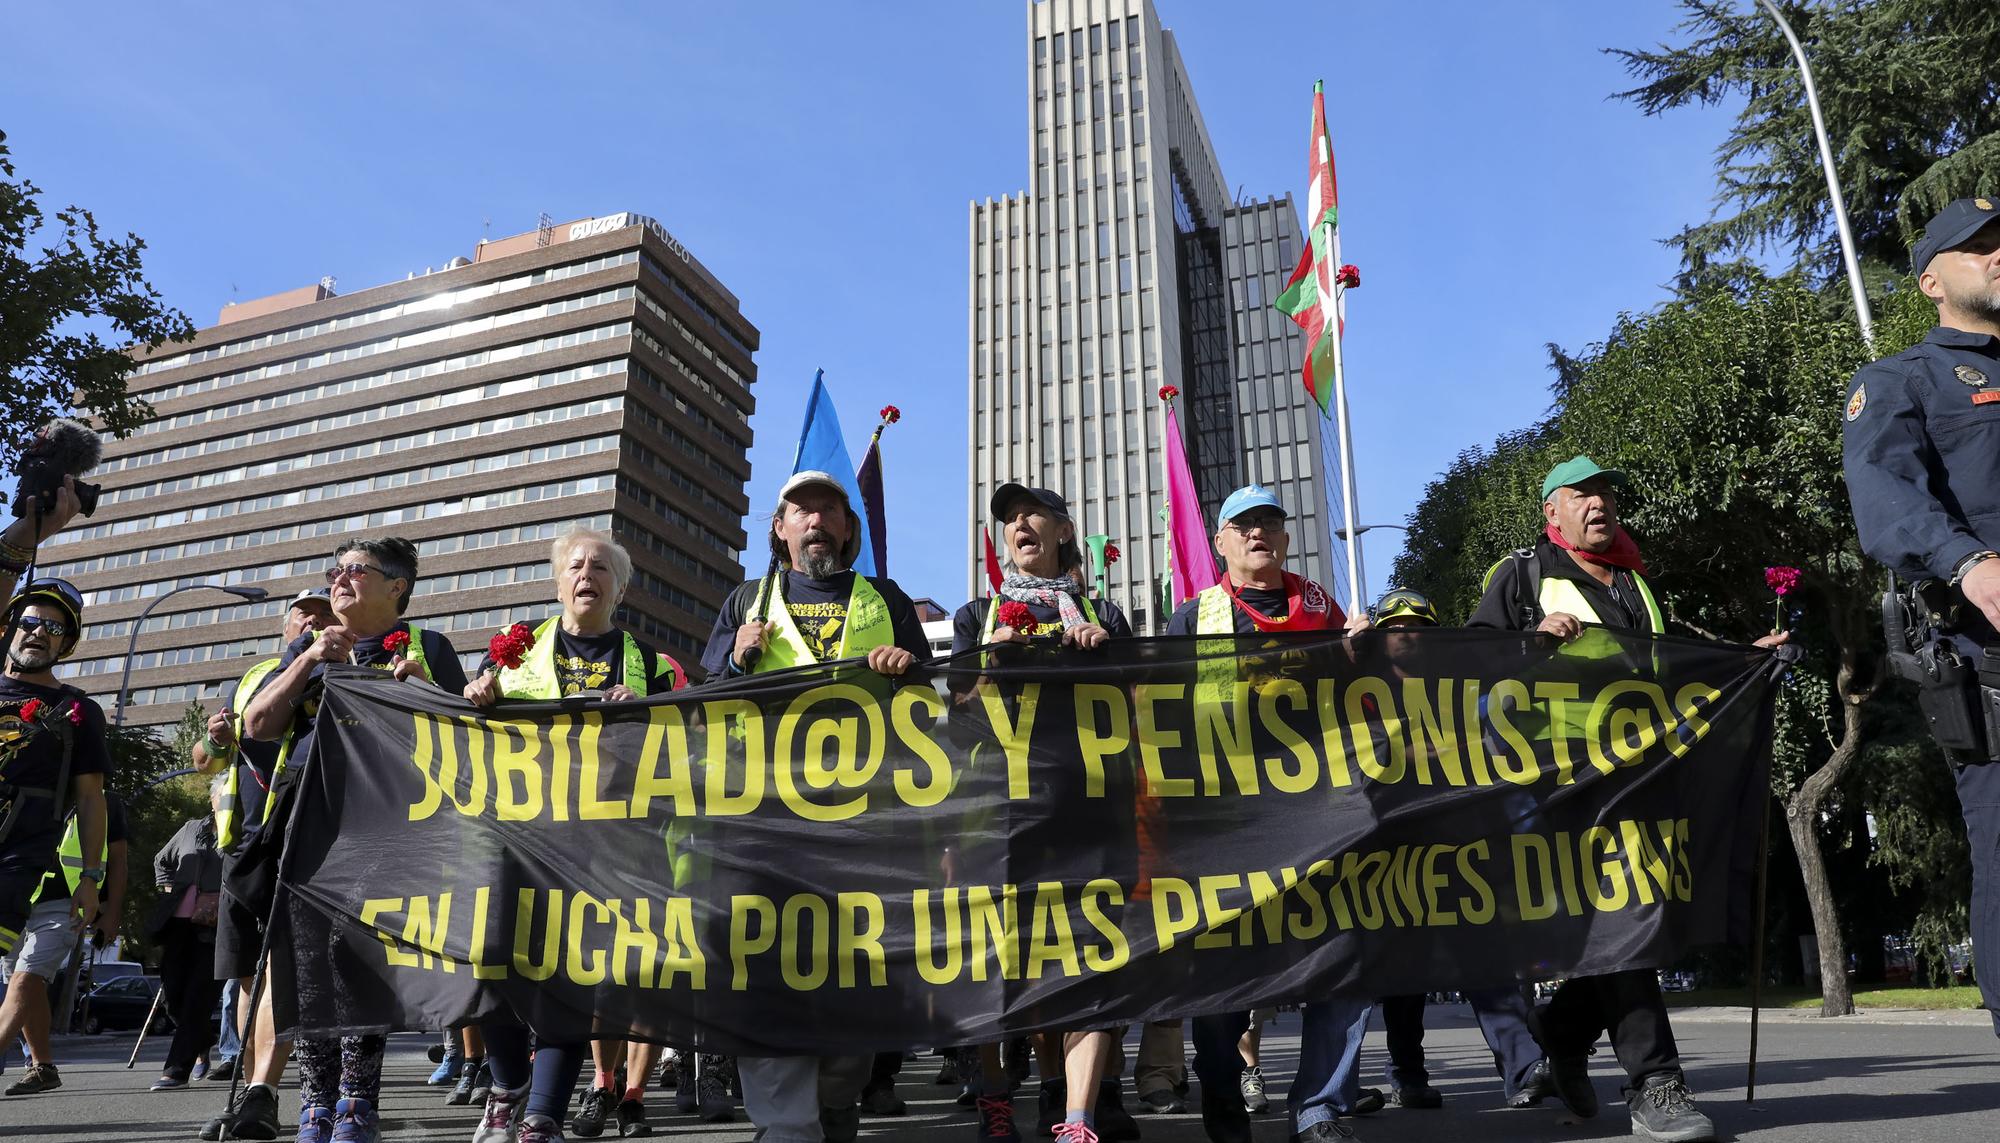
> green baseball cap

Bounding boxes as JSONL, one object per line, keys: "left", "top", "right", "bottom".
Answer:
{"left": 1540, "top": 455, "right": 1626, "bottom": 501}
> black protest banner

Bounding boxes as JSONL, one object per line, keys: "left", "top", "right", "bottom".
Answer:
{"left": 271, "top": 627, "right": 1781, "bottom": 1054}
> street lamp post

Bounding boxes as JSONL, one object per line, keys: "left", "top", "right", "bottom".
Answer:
{"left": 114, "top": 582, "right": 270, "bottom": 727}
{"left": 1333, "top": 523, "right": 1408, "bottom": 541}
{"left": 1756, "top": 0, "right": 1875, "bottom": 351}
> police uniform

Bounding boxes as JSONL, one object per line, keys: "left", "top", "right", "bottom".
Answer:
{"left": 1843, "top": 195, "right": 2000, "bottom": 1036}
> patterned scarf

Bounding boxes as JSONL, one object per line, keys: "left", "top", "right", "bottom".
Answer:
{"left": 998, "top": 573, "right": 1090, "bottom": 632}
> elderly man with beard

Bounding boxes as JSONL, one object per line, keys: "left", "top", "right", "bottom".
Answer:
{"left": 1167, "top": 485, "right": 1375, "bottom": 1143}
{"left": 946, "top": 483, "right": 1132, "bottom": 1143}
{"left": 1845, "top": 196, "right": 2000, "bottom": 1046}
{"left": 239, "top": 537, "right": 466, "bottom": 1143}
{"left": 699, "top": 470, "right": 930, "bottom": 1143}
{"left": 1469, "top": 456, "right": 1785, "bottom": 1143}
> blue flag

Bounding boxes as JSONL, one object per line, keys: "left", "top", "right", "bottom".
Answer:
{"left": 789, "top": 371, "right": 876, "bottom": 576}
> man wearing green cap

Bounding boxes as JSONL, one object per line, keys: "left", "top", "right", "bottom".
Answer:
{"left": 1844, "top": 194, "right": 2000, "bottom": 1038}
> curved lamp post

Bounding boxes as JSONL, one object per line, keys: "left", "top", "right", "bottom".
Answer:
{"left": 113, "top": 582, "right": 270, "bottom": 727}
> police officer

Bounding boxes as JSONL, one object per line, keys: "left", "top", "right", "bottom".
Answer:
{"left": 1843, "top": 195, "right": 2000, "bottom": 1037}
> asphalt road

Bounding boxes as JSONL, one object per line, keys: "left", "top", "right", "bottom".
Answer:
{"left": 1, "top": 1005, "right": 1994, "bottom": 1142}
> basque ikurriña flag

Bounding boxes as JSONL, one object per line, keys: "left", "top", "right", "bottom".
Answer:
{"left": 1273, "top": 81, "right": 1347, "bottom": 416}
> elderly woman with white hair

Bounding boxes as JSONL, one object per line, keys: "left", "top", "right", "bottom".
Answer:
{"left": 459, "top": 524, "right": 687, "bottom": 1142}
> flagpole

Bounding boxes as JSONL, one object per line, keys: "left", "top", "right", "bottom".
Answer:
{"left": 1325, "top": 274, "right": 1366, "bottom": 613}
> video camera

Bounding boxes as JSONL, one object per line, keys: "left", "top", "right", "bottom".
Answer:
{"left": 1882, "top": 578, "right": 2000, "bottom": 763}
{"left": 11, "top": 418, "right": 102, "bottom": 520}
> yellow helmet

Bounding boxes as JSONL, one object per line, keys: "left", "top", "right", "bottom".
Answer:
{"left": 1374, "top": 587, "right": 1439, "bottom": 627}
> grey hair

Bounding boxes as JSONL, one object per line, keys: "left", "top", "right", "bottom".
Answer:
{"left": 551, "top": 525, "right": 633, "bottom": 598}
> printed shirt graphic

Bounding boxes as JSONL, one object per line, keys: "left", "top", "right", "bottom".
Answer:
{"left": 0, "top": 677, "right": 109, "bottom": 794}
{"left": 551, "top": 628, "right": 624, "bottom": 693}
{"left": 786, "top": 597, "right": 851, "bottom": 662}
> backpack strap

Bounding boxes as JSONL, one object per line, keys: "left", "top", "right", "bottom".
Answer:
{"left": 1510, "top": 548, "right": 1543, "bottom": 631}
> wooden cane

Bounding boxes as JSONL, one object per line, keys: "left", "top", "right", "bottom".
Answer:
{"left": 126, "top": 982, "right": 168, "bottom": 1068}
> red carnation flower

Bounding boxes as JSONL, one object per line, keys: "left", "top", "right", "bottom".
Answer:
{"left": 19, "top": 698, "right": 42, "bottom": 722}
{"left": 996, "top": 601, "right": 1035, "bottom": 633}
{"left": 1105, "top": 544, "right": 1121, "bottom": 565}
{"left": 1157, "top": 385, "right": 1180, "bottom": 402}
{"left": 1336, "top": 264, "right": 1361, "bottom": 289}
{"left": 488, "top": 622, "right": 537, "bottom": 671}
{"left": 381, "top": 630, "right": 411, "bottom": 655}
{"left": 879, "top": 405, "right": 902, "bottom": 424}
{"left": 67, "top": 702, "right": 82, "bottom": 726}
{"left": 1764, "top": 566, "right": 1802, "bottom": 597}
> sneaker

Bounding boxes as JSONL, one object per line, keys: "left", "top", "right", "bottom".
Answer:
{"left": 861, "top": 1082, "right": 908, "bottom": 1116}
{"left": 1036, "top": 1078, "right": 1065, "bottom": 1138}
{"left": 975, "top": 1094, "right": 1021, "bottom": 1143}
{"left": 329, "top": 1097, "right": 379, "bottom": 1143}
{"left": 294, "top": 1105, "right": 334, "bottom": 1143}
{"left": 1239, "top": 1065, "right": 1269, "bottom": 1114}
{"left": 1508, "top": 1059, "right": 1555, "bottom": 1109}
{"left": 657, "top": 1050, "right": 679, "bottom": 1089}
{"left": 1349, "top": 1088, "right": 1385, "bottom": 1115}
{"left": 1389, "top": 1081, "right": 1443, "bottom": 1109}
{"left": 616, "top": 1097, "right": 651, "bottom": 1137}
{"left": 821, "top": 1102, "right": 860, "bottom": 1143}
{"left": 519, "top": 1114, "right": 566, "bottom": 1143}
{"left": 209, "top": 1056, "right": 239, "bottom": 1082}
{"left": 3, "top": 1062, "right": 59, "bottom": 1096}
{"left": 228, "top": 1083, "right": 283, "bottom": 1141}
{"left": 152, "top": 1069, "right": 192, "bottom": 1090}
{"left": 1052, "top": 1123, "right": 1100, "bottom": 1143}
{"left": 1292, "top": 1122, "right": 1358, "bottom": 1141}
{"left": 935, "top": 1054, "right": 962, "bottom": 1086}
{"left": 672, "top": 1053, "right": 698, "bottom": 1113}
{"left": 474, "top": 1084, "right": 527, "bottom": 1143}
{"left": 449, "top": 1058, "right": 488, "bottom": 1105}
{"left": 1543, "top": 1054, "right": 1599, "bottom": 1119}
{"left": 1626, "top": 1074, "right": 1715, "bottom": 1143}
{"left": 695, "top": 1055, "right": 735, "bottom": 1122}
{"left": 1199, "top": 1086, "right": 1252, "bottom": 1143}
{"left": 467, "top": 1060, "right": 495, "bottom": 1105}
{"left": 571, "top": 1086, "right": 614, "bottom": 1137}
{"left": 430, "top": 1043, "right": 465, "bottom": 1084}
{"left": 1138, "top": 1089, "right": 1183, "bottom": 1114}
{"left": 1095, "top": 1079, "right": 1140, "bottom": 1142}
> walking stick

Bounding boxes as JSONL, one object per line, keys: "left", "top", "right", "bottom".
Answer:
{"left": 126, "top": 981, "right": 168, "bottom": 1068}
{"left": 1745, "top": 793, "right": 1773, "bottom": 1102}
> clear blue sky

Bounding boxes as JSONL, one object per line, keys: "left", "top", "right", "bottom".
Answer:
{"left": 5, "top": 1, "right": 1735, "bottom": 608}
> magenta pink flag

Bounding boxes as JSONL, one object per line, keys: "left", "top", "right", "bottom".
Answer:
{"left": 1164, "top": 401, "right": 1221, "bottom": 603}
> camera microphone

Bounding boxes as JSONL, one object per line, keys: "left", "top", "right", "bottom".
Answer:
{"left": 12, "top": 417, "right": 104, "bottom": 519}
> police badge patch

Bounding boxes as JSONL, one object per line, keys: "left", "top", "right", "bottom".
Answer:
{"left": 1957, "top": 364, "right": 1989, "bottom": 387}
{"left": 1846, "top": 385, "right": 1867, "bottom": 421}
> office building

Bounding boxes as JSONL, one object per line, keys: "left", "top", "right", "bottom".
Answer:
{"left": 966, "top": 0, "right": 1345, "bottom": 629}
{"left": 51, "top": 211, "right": 757, "bottom": 726}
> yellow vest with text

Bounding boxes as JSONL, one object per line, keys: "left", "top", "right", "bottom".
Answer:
{"left": 751, "top": 574, "right": 895, "bottom": 673}
{"left": 29, "top": 812, "right": 108, "bottom": 904}
{"left": 213, "top": 656, "right": 282, "bottom": 849}
{"left": 495, "top": 617, "right": 675, "bottom": 699}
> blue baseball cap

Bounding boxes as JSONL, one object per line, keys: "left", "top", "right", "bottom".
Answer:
{"left": 1216, "top": 484, "right": 1287, "bottom": 530}
{"left": 1913, "top": 196, "right": 2000, "bottom": 276}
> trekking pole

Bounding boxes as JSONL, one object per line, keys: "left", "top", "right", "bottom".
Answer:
{"left": 1745, "top": 793, "right": 1773, "bottom": 1102}
{"left": 127, "top": 983, "right": 168, "bottom": 1068}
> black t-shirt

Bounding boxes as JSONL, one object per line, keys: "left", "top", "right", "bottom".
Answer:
{"left": 0, "top": 677, "right": 110, "bottom": 809}
{"left": 1467, "top": 538, "right": 1647, "bottom": 633}
{"left": 701, "top": 570, "right": 931, "bottom": 677}
{"left": 949, "top": 594, "right": 1133, "bottom": 655}
{"left": 272, "top": 622, "right": 468, "bottom": 765}
{"left": 474, "top": 627, "right": 677, "bottom": 695}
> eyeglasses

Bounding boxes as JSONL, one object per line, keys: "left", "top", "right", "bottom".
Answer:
{"left": 1224, "top": 514, "right": 1287, "bottom": 535}
{"left": 15, "top": 615, "right": 71, "bottom": 639}
{"left": 325, "top": 562, "right": 391, "bottom": 584}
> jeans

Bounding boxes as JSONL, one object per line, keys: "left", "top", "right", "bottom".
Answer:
{"left": 1193, "top": 999, "right": 1372, "bottom": 1132}
{"left": 216, "top": 979, "right": 241, "bottom": 1062}
{"left": 738, "top": 1054, "right": 872, "bottom": 1143}
{"left": 1468, "top": 988, "right": 1545, "bottom": 1099}
{"left": 1958, "top": 760, "right": 2000, "bottom": 1036}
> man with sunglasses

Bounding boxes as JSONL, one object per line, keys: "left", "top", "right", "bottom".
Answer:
{"left": 0, "top": 573, "right": 111, "bottom": 1099}
{"left": 237, "top": 537, "right": 465, "bottom": 1143}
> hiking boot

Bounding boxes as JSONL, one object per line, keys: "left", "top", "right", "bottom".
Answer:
{"left": 294, "top": 1105, "right": 335, "bottom": 1143}
{"left": 1037, "top": 1078, "right": 1065, "bottom": 1138}
{"left": 1095, "top": 1079, "right": 1141, "bottom": 1142}
{"left": 1349, "top": 1087, "right": 1385, "bottom": 1115}
{"left": 571, "top": 1086, "right": 614, "bottom": 1137}
{"left": 1626, "top": 1074, "right": 1715, "bottom": 1143}
{"left": 429, "top": 1042, "right": 465, "bottom": 1084}
{"left": 1544, "top": 1054, "right": 1599, "bottom": 1119}
{"left": 821, "top": 1102, "right": 860, "bottom": 1143}
{"left": 1292, "top": 1121, "right": 1358, "bottom": 1142}
{"left": 3, "top": 1062, "right": 59, "bottom": 1096}
{"left": 695, "top": 1055, "right": 735, "bottom": 1121}
{"left": 1239, "top": 1065, "right": 1269, "bottom": 1113}
{"left": 474, "top": 1084, "right": 527, "bottom": 1143}
{"left": 672, "top": 1052, "right": 698, "bottom": 1113}
{"left": 1389, "top": 1081, "right": 1443, "bottom": 1109}
{"left": 975, "top": 1094, "right": 1022, "bottom": 1143}
{"left": 1200, "top": 1086, "right": 1253, "bottom": 1143}
{"left": 1508, "top": 1058, "right": 1555, "bottom": 1108}
{"left": 1139, "top": 1088, "right": 1184, "bottom": 1115}
{"left": 860, "top": 1081, "right": 908, "bottom": 1116}
{"left": 449, "top": 1058, "right": 489, "bottom": 1105}
{"left": 329, "top": 1097, "right": 379, "bottom": 1143}
{"left": 467, "top": 1060, "right": 495, "bottom": 1106}
{"left": 518, "top": 1114, "right": 564, "bottom": 1143}
{"left": 225, "top": 1083, "right": 283, "bottom": 1140}
{"left": 616, "top": 1097, "right": 651, "bottom": 1137}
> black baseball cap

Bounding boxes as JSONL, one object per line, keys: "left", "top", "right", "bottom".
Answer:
{"left": 1913, "top": 196, "right": 2000, "bottom": 276}
{"left": 990, "top": 482, "right": 1071, "bottom": 522}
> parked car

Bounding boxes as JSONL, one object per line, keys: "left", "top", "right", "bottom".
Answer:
{"left": 78, "top": 975, "right": 170, "bottom": 1035}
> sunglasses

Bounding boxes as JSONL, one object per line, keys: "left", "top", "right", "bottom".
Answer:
{"left": 1224, "top": 514, "right": 1287, "bottom": 535}
{"left": 15, "top": 615, "right": 72, "bottom": 640}
{"left": 325, "top": 562, "right": 393, "bottom": 584}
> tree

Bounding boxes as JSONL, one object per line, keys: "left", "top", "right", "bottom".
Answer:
{"left": 1612, "top": 0, "right": 2000, "bottom": 287}
{"left": 108, "top": 703, "right": 209, "bottom": 964}
{"left": 0, "top": 131, "right": 193, "bottom": 468}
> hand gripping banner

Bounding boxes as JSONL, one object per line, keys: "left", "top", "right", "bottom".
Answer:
{"left": 268, "top": 628, "right": 1782, "bottom": 1054}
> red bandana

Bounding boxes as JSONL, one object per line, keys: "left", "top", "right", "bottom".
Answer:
{"left": 1225, "top": 572, "right": 1341, "bottom": 632}
{"left": 1545, "top": 523, "right": 1649, "bottom": 576}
